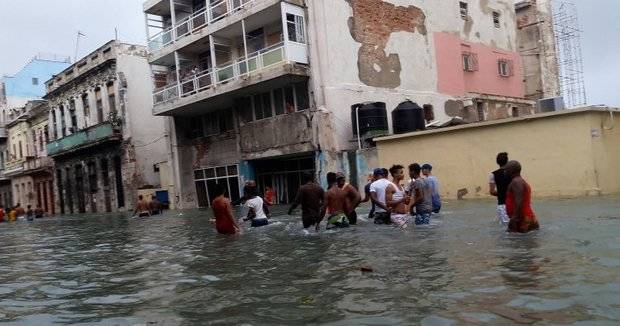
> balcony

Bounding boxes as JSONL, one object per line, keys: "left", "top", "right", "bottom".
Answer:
{"left": 151, "top": 1, "right": 308, "bottom": 116}
{"left": 0, "top": 125, "right": 6, "bottom": 138}
{"left": 47, "top": 122, "right": 121, "bottom": 157}
{"left": 146, "top": 0, "right": 263, "bottom": 54}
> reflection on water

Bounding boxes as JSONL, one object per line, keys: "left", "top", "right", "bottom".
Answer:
{"left": 0, "top": 196, "right": 619, "bottom": 324}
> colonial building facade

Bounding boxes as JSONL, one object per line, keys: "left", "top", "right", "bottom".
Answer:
{"left": 4, "top": 100, "right": 55, "bottom": 214}
{"left": 44, "top": 41, "right": 172, "bottom": 214}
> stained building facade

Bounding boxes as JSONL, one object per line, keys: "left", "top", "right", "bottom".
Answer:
{"left": 143, "top": 0, "right": 533, "bottom": 208}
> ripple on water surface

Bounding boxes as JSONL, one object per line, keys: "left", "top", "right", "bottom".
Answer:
{"left": 0, "top": 196, "right": 619, "bottom": 324}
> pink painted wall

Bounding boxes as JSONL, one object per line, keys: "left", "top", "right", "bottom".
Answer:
{"left": 434, "top": 32, "right": 525, "bottom": 98}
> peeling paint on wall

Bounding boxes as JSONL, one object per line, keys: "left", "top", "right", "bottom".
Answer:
{"left": 345, "top": 0, "right": 426, "bottom": 88}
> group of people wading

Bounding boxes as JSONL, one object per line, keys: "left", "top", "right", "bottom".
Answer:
{"left": 210, "top": 153, "right": 539, "bottom": 235}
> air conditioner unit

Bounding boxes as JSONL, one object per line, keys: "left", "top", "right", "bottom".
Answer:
{"left": 538, "top": 97, "right": 565, "bottom": 113}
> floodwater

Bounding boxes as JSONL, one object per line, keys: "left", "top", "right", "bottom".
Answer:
{"left": 0, "top": 197, "right": 619, "bottom": 325}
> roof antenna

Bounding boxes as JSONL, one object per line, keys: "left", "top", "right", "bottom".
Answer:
{"left": 74, "top": 31, "right": 86, "bottom": 63}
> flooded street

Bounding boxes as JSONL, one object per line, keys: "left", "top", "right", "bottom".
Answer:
{"left": 0, "top": 196, "right": 619, "bottom": 325}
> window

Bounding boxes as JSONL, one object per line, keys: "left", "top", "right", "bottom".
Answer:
{"left": 69, "top": 99, "right": 78, "bottom": 132}
{"left": 294, "top": 81, "right": 309, "bottom": 111}
{"left": 273, "top": 88, "right": 285, "bottom": 115}
{"left": 88, "top": 161, "right": 98, "bottom": 193}
{"left": 19, "top": 141, "right": 23, "bottom": 158}
{"left": 512, "top": 107, "right": 520, "bottom": 118}
{"left": 493, "top": 11, "right": 501, "bottom": 28}
{"left": 95, "top": 88, "right": 104, "bottom": 123}
{"left": 194, "top": 164, "right": 240, "bottom": 207}
{"left": 219, "top": 109, "right": 233, "bottom": 133}
{"left": 107, "top": 82, "right": 116, "bottom": 113}
{"left": 460, "top": 2, "right": 468, "bottom": 19}
{"left": 498, "top": 59, "right": 513, "bottom": 77}
{"left": 52, "top": 112, "right": 58, "bottom": 139}
{"left": 204, "top": 112, "right": 219, "bottom": 136}
{"left": 284, "top": 86, "right": 295, "bottom": 113}
{"left": 236, "top": 97, "right": 253, "bottom": 123}
{"left": 261, "top": 92, "right": 273, "bottom": 119}
{"left": 60, "top": 105, "right": 67, "bottom": 137}
{"left": 253, "top": 94, "right": 264, "bottom": 120}
{"left": 32, "top": 78, "right": 39, "bottom": 85}
{"left": 462, "top": 52, "right": 478, "bottom": 72}
{"left": 286, "top": 14, "right": 306, "bottom": 43}
{"left": 477, "top": 102, "right": 485, "bottom": 122}
{"left": 423, "top": 104, "right": 435, "bottom": 123}
{"left": 82, "top": 93, "right": 90, "bottom": 118}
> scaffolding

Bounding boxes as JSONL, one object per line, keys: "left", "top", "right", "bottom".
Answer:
{"left": 552, "top": 1, "right": 587, "bottom": 108}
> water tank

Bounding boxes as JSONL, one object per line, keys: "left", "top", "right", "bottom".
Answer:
{"left": 351, "top": 102, "right": 389, "bottom": 137}
{"left": 392, "top": 101, "right": 425, "bottom": 134}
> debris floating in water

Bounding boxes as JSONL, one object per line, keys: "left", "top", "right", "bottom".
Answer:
{"left": 202, "top": 275, "right": 220, "bottom": 282}
{"left": 360, "top": 266, "right": 374, "bottom": 273}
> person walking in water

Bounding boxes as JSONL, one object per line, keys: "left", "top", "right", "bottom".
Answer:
{"left": 336, "top": 172, "right": 361, "bottom": 225}
{"left": 407, "top": 163, "right": 433, "bottom": 225}
{"left": 320, "top": 172, "right": 350, "bottom": 229}
{"left": 489, "top": 152, "right": 511, "bottom": 225}
{"left": 505, "top": 161, "right": 540, "bottom": 233}
{"left": 370, "top": 168, "right": 392, "bottom": 225}
{"left": 288, "top": 172, "right": 325, "bottom": 231}
{"left": 243, "top": 186, "right": 269, "bottom": 228}
{"left": 385, "top": 165, "right": 411, "bottom": 228}
{"left": 360, "top": 173, "right": 377, "bottom": 220}
{"left": 211, "top": 183, "right": 241, "bottom": 235}
{"left": 422, "top": 164, "right": 442, "bottom": 214}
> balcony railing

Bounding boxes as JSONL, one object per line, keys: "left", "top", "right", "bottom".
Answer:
{"left": 153, "top": 42, "right": 290, "bottom": 105}
{"left": 147, "top": 0, "right": 257, "bottom": 52}
{"left": 47, "top": 122, "right": 120, "bottom": 156}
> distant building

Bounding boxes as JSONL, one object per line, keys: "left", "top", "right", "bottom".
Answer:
{"left": 4, "top": 100, "right": 55, "bottom": 214}
{"left": 44, "top": 41, "right": 172, "bottom": 214}
{"left": 0, "top": 54, "right": 70, "bottom": 209}
{"left": 143, "top": 0, "right": 533, "bottom": 208}
{"left": 515, "top": 0, "right": 561, "bottom": 101}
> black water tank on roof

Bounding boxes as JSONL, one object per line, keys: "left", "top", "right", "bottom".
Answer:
{"left": 351, "top": 102, "right": 388, "bottom": 137}
{"left": 392, "top": 100, "right": 425, "bottom": 134}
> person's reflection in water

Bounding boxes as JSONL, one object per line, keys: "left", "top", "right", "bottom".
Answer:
{"left": 500, "top": 233, "right": 543, "bottom": 289}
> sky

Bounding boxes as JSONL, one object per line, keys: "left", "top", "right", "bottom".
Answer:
{"left": 0, "top": 0, "right": 618, "bottom": 107}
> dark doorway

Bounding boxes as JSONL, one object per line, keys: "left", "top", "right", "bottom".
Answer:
{"left": 101, "top": 158, "right": 112, "bottom": 212}
{"left": 254, "top": 156, "right": 315, "bottom": 204}
{"left": 114, "top": 156, "right": 125, "bottom": 208}
{"left": 75, "top": 164, "right": 86, "bottom": 213}
{"left": 56, "top": 169, "right": 65, "bottom": 214}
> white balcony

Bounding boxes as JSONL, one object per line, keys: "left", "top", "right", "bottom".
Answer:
{"left": 153, "top": 41, "right": 306, "bottom": 108}
{"left": 146, "top": 0, "right": 261, "bottom": 53}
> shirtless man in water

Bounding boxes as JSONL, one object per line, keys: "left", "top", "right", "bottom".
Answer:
{"left": 336, "top": 172, "right": 361, "bottom": 225}
{"left": 288, "top": 172, "right": 325, "bottom": 231}
{"left": 320, "top": 172, "right": 350, "bottom": 229}
{"left": 134, "top": 195, "right": 150, "bottom": 217}
{"left": 505, "top": 161, "right": 540, "bottom": 233}
{"left": 385, "top": 165, "right": 411, "bottom": 228}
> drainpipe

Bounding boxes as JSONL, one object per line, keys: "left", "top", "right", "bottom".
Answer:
{"left": 355, "top": 104, "right": 362, "bottom": 151}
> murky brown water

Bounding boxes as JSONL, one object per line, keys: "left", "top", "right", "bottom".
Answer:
{"left": 0, "top": 196, "right": 619, "bottom": 325}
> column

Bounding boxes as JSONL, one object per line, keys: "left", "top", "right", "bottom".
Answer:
{"left": 64, "top": 99, "right": 73, "bottom": 135}
{"left": 48, "top": 110, "right": 55, "bottom": 140}
{"left": 100, "top": 83, "right": 111, "bottom": 123}
{"left": 54, "top": 107, "right": 63, "bottom": 139}
{"left": 208, "top": 36, "right": 217, "bottom": 86}
{"left": 169, "top": 0, "right": 177, "bottom": 39}
{"left": 88, "top": 88, "right": 98, "bottom": 127}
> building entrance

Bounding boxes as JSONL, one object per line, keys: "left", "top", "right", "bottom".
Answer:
{"left": 254, "top": 156, "right": 314, "bottom": 205}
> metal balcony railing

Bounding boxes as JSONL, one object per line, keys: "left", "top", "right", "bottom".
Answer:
{"left": 47, "top": 122, "right": 120, "bottom": 156}
{"left": 147, "top": 0, "right": 257, "bottom": 52}
{"left": 152, "top": 42, "right": 289, "bottom": 105}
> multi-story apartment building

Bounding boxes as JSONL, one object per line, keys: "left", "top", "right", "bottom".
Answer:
{"left": 4, "top": 100, "right": 55, "bottom": 214}
{"left": 144, "top": 0, "right": 532, "bottom": 208}
{"left": 44, "top": 41, "right": 172, "bottom": 214}
{"left": 0, "top": 54, "right": 70, "bottom": 208}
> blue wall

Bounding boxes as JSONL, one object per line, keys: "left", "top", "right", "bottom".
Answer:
{"left": 2, "top": 59, "right": 70, "bottom": 99}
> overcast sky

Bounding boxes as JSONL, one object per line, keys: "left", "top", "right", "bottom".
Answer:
{"left": 0, "top": 0, "right": 617, "bottom": 107}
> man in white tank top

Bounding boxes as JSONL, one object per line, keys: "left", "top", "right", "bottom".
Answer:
{"left": 385, "top": 165, "right": 411, "bottom": 228}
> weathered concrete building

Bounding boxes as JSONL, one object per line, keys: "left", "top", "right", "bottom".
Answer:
{"left": 44, "top": 41, "right": 172, "bottom": 214}
{"left": 4, "top": 100, "right": 55, "bottom": 214}
{"left": 515, "top": 0, "right": 561, "bottom": 101}
{"left": 0, "top": 54, "right": 70, "bottom": 209}
{"left": 143, "top": 0, "right": 532, "bottom": 208}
